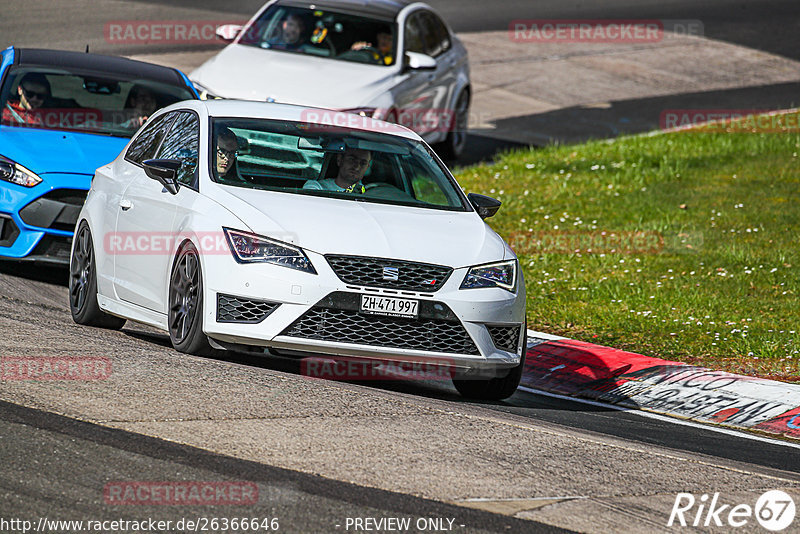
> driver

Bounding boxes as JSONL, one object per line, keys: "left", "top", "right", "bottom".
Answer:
{"left": 122, "top": 84, "right": 159, "bottom": 129}
{"left": 350, "top": 25, "right": 393, "bottom": 65}
{"left": 2, "top": 73, "right": 51, "bottom": 125}
{"left": 304, "top": 148, "right": 371, "bottom": 193}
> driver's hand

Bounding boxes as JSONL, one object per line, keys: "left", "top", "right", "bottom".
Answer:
{"left": 351, "top": 41, "right": 372, "bottom": 50}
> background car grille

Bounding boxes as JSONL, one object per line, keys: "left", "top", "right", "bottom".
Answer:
{"left": 487, "top": 325, "right": 522, "bottom": 353}
{"left": 0, "top": 215, "right": 20, "bottom": 247}
{"left": 216, "top": 294, "right": 280, "bottom": 323}
{"left": 18, "top": 189, "right": 87, "bottom": 232}
{"left": 325, "top": 255, "right": 452, "bottom": 292}
{"left": 282, "top": 307, "right": 479, "bottom": 355}
{"left": 28, "top": 235, "right": 73, "bottom": 262}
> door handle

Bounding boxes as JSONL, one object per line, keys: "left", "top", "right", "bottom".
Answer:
{"left": 119, "top": 199, "right": 133, "bottom": 211}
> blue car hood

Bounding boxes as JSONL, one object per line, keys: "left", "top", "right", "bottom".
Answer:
{"left": 0, "top": 126, "right": 129, "bottom": 176}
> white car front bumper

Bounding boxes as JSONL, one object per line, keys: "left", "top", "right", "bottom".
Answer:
{"left": 201, "top": 249, "right": 526, "bottom": 374}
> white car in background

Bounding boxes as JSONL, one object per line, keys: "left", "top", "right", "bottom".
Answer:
{"left": 69, "top": 100, "right": 525, "bottom": 400}
{"left": 190, "top": 0, "right": 471, "bottom": 159}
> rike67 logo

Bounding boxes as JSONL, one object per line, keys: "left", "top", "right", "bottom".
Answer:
{"left": 668, "top": 490, "right": 796, "bottom": 531}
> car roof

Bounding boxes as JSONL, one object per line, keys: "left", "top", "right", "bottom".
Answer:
{"left": 13, "top": 48, "right": 189, "bottom": 87}
{"left": 275, "top": 0, "right": 415, "bottom": 20}
{"left": 175, "top": 99, "right": 421, "bottom": 141}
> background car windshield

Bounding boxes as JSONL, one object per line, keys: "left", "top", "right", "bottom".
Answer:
{"left": 211, "top": 118, "right": 468, "bottom": 211}
{"left": 238, "top": 6, "right": 397, "bottom": 66}
{"left": 0, "top": 67, "right": 194, "bottom": 137}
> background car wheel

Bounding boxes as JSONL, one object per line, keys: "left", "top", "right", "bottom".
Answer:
{"left": 452, "top": 329, "right": 526, "bottom": 401}
{"left": 69, "top": 222, "right": 126, "bottom": 329}
{"left": 436, "top": 89, "right": 470, "bottom": 161}
{"left": 168, "top": 242, "right": 214, "bottom": 356}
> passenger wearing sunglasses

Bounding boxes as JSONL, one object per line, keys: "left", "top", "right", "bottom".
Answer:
{"left": 214, "top": 126, "right": 246, "bottom": 183}
{"left": 2, "top": 73, "right": 52, "bottom": 125}
{"left": 304, "top": 148, "right": 371, "bottom": 193}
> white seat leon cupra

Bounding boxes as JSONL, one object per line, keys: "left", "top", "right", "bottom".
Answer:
{"left": 69, "top": 99, "right": 526, "bottom": 400}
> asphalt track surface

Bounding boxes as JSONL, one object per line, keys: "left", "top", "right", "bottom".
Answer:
{"left": 2, "top": 1, "right": 800, "bottom": 532}
{"left": 1, "top": 262, "right": 799, "bottom": 533}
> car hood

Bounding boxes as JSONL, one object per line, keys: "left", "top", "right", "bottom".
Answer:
{"left": 191, "top": 45, "right": 397, "bottom": 109}
{"left": 0, "top": 126, "right": 128, "bottom": 176}
{"left": 215, "top": 186, "right": 508, "bottom": 267}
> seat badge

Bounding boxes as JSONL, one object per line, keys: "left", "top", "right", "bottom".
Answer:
{"left": 382, "top": 267, "right": 399, "bottom": 281}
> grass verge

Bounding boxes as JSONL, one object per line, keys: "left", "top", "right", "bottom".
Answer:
{"left": 454, "top": 112, "right": 800, "bottom": 381}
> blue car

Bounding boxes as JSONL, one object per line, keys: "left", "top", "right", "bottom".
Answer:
{"left": 0, "top": 47, "right": 198, "bottom": 263}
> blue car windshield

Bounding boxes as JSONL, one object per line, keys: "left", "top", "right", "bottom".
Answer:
{"left": 0, "top": 67, "right": 195, "bottom": 138}
{"left": 238, "top": 6, "right": 397, "bottom": 66}
{"left": 210, "top": 117, "right": 469, "bottom": 212}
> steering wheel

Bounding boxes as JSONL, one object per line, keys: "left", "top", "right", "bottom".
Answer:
{"left": 340, "top": 46, "right": 382, "bottom": 64}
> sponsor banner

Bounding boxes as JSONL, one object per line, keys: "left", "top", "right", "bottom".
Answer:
{"left": 754, "top": 407, "right": 800, "bottom": 440}
{"left": 104, "top": 481, "right": 258, "bottom": 506}
{"left": 1, "top": 356, "right": 111, "bottom": 381}
{"left": 522, "top": 336, "right": 800, "bottom": 437}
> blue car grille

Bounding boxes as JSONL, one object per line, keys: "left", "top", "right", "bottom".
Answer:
{"left": 0, "top": 214, "right": 20, "bottom": 247}
{"left": 19, "top": 188, "right": 86, "bottom": 232}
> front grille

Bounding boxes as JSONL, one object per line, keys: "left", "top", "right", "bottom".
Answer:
{"left": 282, "top": 307, "right": 479, "bottom": 355}
{"left": 216, "top": 294, "right": 279, "bottom": 323}
{"left": 29, "top": 235, "right": 73, "bottom": 261}
{"left": 19, "top": 188, "right": 87, "bottom": 232}
{"left": 487, "top": 325, "right": 522, "bottom": 353}
{"left": 0, "top": 214, "right": 20, "bottom": 247}
{"left": 325, "top": 255, "right": 452, "bottom": 292}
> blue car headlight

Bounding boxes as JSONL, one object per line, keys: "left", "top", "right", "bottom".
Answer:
{"left": 0, "top": 155, "right": 42, "bottom": 187}
{"left": 223, "top": 228, "right": 316, "bottom": 274}
{"left": 460, "top": 260, "right": 517, "bottom": 292}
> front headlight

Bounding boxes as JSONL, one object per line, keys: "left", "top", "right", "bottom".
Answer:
{"left": 223, "top": 228, "right": 316, "bottom": 274}
{"left": 0, "top": 155, "right": 42, "bottom": 187}
{"left": 460, "top": 260, "right": 517, "bottom": 292}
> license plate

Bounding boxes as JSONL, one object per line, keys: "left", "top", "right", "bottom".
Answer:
{"left": 360, "top": 295, "right": 419, "bottom": 318}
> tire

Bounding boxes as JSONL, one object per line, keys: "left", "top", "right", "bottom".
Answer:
{"left": 168, "top": 241, "right": 214, "bottom": 356}
{"left": 452, "top": 329, "right": 526, "bottom": 401}
{"left": 69, "top": 222, "right": 126, "bottom": 329}
{"left": 435, "top": 89, "right": 470, "bottom": 161}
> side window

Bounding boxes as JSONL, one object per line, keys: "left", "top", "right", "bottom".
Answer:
{"left": 419, "top": 11, "right": 451, "bottom": 57}
{"left": 404, "top": 13, "right": 426, "bottom": 55}
{"left": 156, "top": 112, "right": 200, "bottom": 186}
{"left": 125, "top": 113, "right": 175, "bottom": 164}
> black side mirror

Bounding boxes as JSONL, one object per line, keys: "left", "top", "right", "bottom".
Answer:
{"left": 468, "top": 193, "right": 501, "bottom": 219}
{"left": 143, "top": 158, "right": 182, "bottom": 195}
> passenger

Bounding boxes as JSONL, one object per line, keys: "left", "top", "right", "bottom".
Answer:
{"left": 350, "top": 26, "right": 394, "bottom": 65}
{"left": 270, "top": 14, "right": 307, "bottom": 50}
{"left": 304, "top": 148, "right": 371, "bottom": 193}
{"left": 123, "top": 84, "right": 159, "bottom": 129}
{"left": 2, "top": 73, "right": 51, "bottom": 125}
{"left": 214, "top": 127, "right": 245, "bottom": 182}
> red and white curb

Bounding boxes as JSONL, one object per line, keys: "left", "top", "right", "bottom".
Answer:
{"left": 523, "top": 331, "right": 800, "bottom": 440}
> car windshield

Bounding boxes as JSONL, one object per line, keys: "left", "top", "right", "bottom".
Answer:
{"left": 0, "top": 67, "right": 195, "bottom": 138}
{"left": 210, "top": 117, "right": 468, "bottom": 211}
{"left": 238, "top": 5, "right": 397, "bottom": 66}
